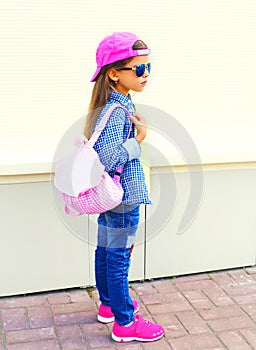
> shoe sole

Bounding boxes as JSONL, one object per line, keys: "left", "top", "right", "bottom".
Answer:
{"left": 97, "top": 315, "right": 115, "bottom": 323}
{"left": 97, "top": 305, "right": 139, "bottom": 324}
{"left": 112, "top": 332, "right": 164, "bottom": 342}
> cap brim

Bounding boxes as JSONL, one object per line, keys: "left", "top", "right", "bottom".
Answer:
{"left": 90, "top": 67, "right": 101, "bottom": 82}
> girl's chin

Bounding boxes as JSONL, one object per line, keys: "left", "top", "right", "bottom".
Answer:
{"left": 133, "top": 86, "right": 145, "bottom": 93}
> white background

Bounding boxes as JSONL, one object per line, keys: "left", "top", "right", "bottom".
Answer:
{"left": 1, "top": 0, "right": 256, "bottom": 172}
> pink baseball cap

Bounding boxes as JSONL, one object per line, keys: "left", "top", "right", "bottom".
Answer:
{"left": 90, "top": 32, "right": 150, "bottom": 82}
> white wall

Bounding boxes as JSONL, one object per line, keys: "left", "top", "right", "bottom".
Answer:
{"left": 1, "top": 0, "right": 256, "bottom": 173}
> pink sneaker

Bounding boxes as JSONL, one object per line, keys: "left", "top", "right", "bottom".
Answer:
{"left": 112, "top": 314, "right": 164, "bottom": 342}
{"left": 97, "top": 300, "right": 139, "bottom": 323}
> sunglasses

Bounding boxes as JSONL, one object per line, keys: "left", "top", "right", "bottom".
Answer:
{"left": 117, "top": 63, "right": 151, "bottom": 77}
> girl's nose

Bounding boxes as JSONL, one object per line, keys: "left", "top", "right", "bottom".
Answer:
{"left": 143, "top": 67, "right": 150, "bottom": 77}
{"left": 143, "top": 63, "right": 150, "bottom": 77}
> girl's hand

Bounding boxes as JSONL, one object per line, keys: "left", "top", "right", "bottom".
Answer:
{"left": 130, "top": 112, "right": 147, "bottom": 143}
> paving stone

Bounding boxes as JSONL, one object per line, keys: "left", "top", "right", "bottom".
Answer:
{"left": 210, "top": 272, "right": 237, "bottom": 287}
{"left": 115, "top": 344, "right": 143, "bottom": 349}
{"left": 169, "top": 333, "right": 222, "bottom": 350}
{"left": 203, "top": 288, "right": 235, "bottom": 307}
{"left": 53, "top": 310, "right": 96, "bottom": 326}
{"left": 47, "top": 292, "right": 70, "bottom": 305}
{"left": 208, "top": 316, "right": 255, "bottom": 332}
{"left": 140, "top": 292, "right": 187, "bottom": 306}
{"left": 56, "top": 325, "right": 86, "bottom": 349}
{"left": 0, "top": 295, "right": 46, "bottom": 309}
{"left": 228, "top": 270, "right": 256, "bottom": 285}
{"left": 154, "top": 313, "right": 187, "bottom": 339}
{"left": 51, "top": 301, "right": 95, "bottom": 315}
{"left": 129, "top": 288, "right": 138, "bottom": 300}
{"left": 240, "top": 328, "right": 256, "bottom": 348}
{"left": 91, "top": 288, "right": 100, "bottom": 301}
{"left": 69, "top": 290, "right": 91, "bottom": 303}
{"left": 141, "top": 338, "right": 171, "bottom": 349}
{"left": 199, "top": 305, "right": 245, "bottom": 320}
{"left": 2, "top": 308, "right": 28, "bottom": 331}
{"left": 92, "top": 348, "right": 116, "bottom": 350}
{"left": 183, "top": 290, "right": 214, "bottom": 310}
{"left": 81, "top": 323, "right": 113, "bottom": 348}
{"left": 172, "top": 274, "right": 210, "bottom": 284}
{"left": 174, "top": 279, "right": 217, "bottom": 292}
{"left": 147, "top": 300, "right": 193, "bottom": 315}
{"left": 151, "top": 280, "right": 176, "bottom": 294}
{"left": 218, "top": 330, "right": 252, "bottom": 349}
{"left": 246, "top": 267, "right": 256, "bottom": 275}
{"left": 224, "top": 284, "right": 256, "bottom": 296}
{"left": 132, "top": 282, "right": 156, "bottom": 296}
{"left": 5, "top": 327, "right": 55, "bottom": 344}
{"left": 242, "top": 304, "right": 256, "bottom": 317}
{"left": 6, "top": 339, "right": 60, "bottom": 350}
{"left": 176, "top": 311, "right": 211, "bottom": 335}
{"left": 0, "top": 335, "right": 4, "bottom": 350}
{"left": 232, "top": 294, "right": 256, "bottom": 306}
{"left": 134, "top": 301, "right": 150, "bottom": 318}
{"left": 27, "top": 305, "right": 52, "bottom": 328}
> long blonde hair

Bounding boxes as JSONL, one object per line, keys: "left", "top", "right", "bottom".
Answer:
{"left": 84, "top": 40, "right": 148, "bottom": 139}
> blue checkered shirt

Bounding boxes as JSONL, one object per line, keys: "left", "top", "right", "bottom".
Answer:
{"left": 93, "top": 90, "right": 151, "bottom": 205}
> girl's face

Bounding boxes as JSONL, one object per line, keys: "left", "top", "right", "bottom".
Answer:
{"left": 108, "top": 55, "right": 150, "bottom": 96}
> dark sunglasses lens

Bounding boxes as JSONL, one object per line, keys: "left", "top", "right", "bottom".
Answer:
{"left": 135, "top": 64, "right": 151, "bottom": 77}
{"left": 135, "top": 64, "right": 145, "bottom": 77}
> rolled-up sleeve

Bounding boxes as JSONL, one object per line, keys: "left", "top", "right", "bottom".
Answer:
{"left": 122, "top": 138, "right": 141, "bottom": 160}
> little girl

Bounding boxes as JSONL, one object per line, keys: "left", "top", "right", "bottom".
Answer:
{"left": 84, "top": 32, "right": 164, "bottom": 343}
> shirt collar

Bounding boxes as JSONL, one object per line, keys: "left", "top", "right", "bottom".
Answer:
{"left": 109, "top": 90, "right": 134, "bottom": 114}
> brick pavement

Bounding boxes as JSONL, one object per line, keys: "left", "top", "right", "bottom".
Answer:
{"left": 1, "top": 267, "right": 256, "bottom": 349}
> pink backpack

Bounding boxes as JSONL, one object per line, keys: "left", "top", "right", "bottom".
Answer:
{"left": 54, "top": 104, "right": 131, "bottom": 215}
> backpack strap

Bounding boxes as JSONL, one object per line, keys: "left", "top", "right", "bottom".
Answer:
{"left": 88, "top": 104, "right": 131, "bottom": 147}
{"left": 87, "top": 103, "right": 133, "bottom": 178}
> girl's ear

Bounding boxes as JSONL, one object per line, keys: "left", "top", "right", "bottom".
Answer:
{"left": 107, "top": 68, "right": 119, "bottom": 83}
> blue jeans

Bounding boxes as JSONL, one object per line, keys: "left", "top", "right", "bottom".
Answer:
{"left": 95, "top": 204, "right": 140, "bottom": 326}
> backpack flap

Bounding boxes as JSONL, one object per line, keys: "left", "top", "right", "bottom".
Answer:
{"left": 54, "top": 104, "right": 131, "bottom": 199}
{"left": 54, "top": 141, "right": 105, "bottom": 197}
